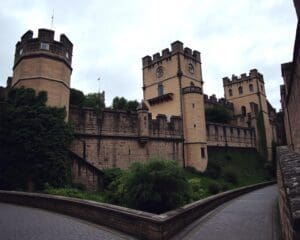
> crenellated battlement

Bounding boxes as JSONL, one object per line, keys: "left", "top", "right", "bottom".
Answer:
{"left": 204, "top": 94, "right": 234, "bottom": 110}
{"left": 14, "top": 28, "right": 73, "bottom": 69}
{"left": 69, "top": 106, "right": 183, "bottom": 139}
{"left": 142, "top": 41, "right": 201, "bottom": 68}
{"left": 223, "top": 69, "right": 264, "bottom": 86}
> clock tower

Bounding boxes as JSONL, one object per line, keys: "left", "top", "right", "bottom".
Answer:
{"left": 142, "top": 41, "right": 208, "bottom": 171}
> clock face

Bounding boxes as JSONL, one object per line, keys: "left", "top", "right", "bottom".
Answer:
{"left": 156, "top": 66, "right": 164, "bottom": 78}
{"left": 188, "top": 63, "right": 194, "bottom": 74}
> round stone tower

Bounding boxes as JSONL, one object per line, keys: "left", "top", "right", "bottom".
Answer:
{"left": 12, "top": 29, "right": 73, "bottom": 119}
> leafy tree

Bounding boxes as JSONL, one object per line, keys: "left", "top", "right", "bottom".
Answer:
{"left": 127, "top": 100, "right": 139, "bottom": 111}
{"left": 205, "top": 105, "right": 233, "bottom": 124}
{"left": 112, "top": 97, "right": 139, "bottom": 111}
{"left": 115, "top": 158, "right": 191, "bottom": 214}
{"left": 70, "top": 88, "right": 85, "bottom": 106}
{"left": 84, "top": 93, "right": 105, "bottom": 112}
{"left": 0, "top": 87, "right": 74, "bottom": 191}
{"left": 112, "top": 97, "right": 128, "bottom": 111}
{"left": 69, "top": 88, "right": 105, "bottom": 113}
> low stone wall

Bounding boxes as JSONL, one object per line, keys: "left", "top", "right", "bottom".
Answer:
{"left": 0, "top": 181, "right": 274, "bottom": 240}
{"left": 277, "top": 146, "right": 300, "bottom": 240}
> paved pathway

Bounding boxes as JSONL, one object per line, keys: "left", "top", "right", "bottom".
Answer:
{"left": 173, "top": 185, "right": 279, "bottom": 240}
{"left": 0, "top": 202, "right": 135, "bottom": 240}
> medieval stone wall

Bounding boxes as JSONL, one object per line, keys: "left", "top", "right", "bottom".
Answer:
{"left": 281, "top": 1, "right": 300, "bottom": 154}
{"left": 206, "top": 122, "right": 256, "bottom": 148}
{"left": 69, "top": 106, "right": 184, "bottom": 170}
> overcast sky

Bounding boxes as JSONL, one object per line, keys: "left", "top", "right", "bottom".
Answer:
{"left": 0, "top": 0, "right": 297, "bottom": 109}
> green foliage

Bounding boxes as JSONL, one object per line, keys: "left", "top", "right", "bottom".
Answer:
{"left": 188, "top": 178, "right": 206, "bottom": 201}
{"left": 205, "top": 105, "right": 233, "bottom": 124}
{"left": 257, "top": 111, "right": 268, "bottom": 159}
{"left": 205, "top": 161, "right": 221, "bottom": 178}
{"left": 107, "top": 158, "right": 191, "bottom": 214}
{"left": 44, "top": 186, "right": 104, "bottom": 202}
{"left": 112, "top": 97, "right": 139, "bottom": 112}
{"left": 84, "top": 93, "right": 105, "bottom": 111}
{"left": 208, "top": 182, "right": 221, "bottom": 194}
{"left": 69, "top": 88, "right": 105, "bottom": 113}
{"left": 223, "top": 169, "right": 239, "bottom": 185}
{"left": 70, "top": 88, "right": 85, "bottom": 106}
{"left": 102, "top": 168, "right": 123, "bottom": 190}
{"left": 0, "top": 87, "right": 74, "bottom": 191}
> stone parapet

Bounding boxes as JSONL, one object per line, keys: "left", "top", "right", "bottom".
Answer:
{"left": 223, "top": 69, "right": 264, "bottom": 86}
{"left": 14, "top": 29, "right": 73, "bottom": 69}
{"left": 206, "top": 122, "right": 256, "bottom": 148}
{"left": 204, "top": 94, "right": 234, "bottom": 110}
{"left": 277, "top": 146, "right": 300, "bottom": 240}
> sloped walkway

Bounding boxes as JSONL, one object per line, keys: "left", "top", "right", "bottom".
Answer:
{"left": 173, "top": 185, "right": 279, "bottom": 240}
{"left": 0, "top": 202, "right": 135, "bottom": 240}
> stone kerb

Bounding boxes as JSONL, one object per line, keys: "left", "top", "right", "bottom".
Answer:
{"left": 277, "top": 146, "right": 300, "bottom": 240}
{"left": 0, "top": 181, "right": 274, "bottom": 240}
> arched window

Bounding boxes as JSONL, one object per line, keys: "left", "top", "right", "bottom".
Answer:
{"left": 158, "top": 83, "right": 164, "bottom": 96}
{"left": 241, "top": 106, "right": 246, "bottom": 116}
{"left": 190, "top": 81, "right": 195, "bottom": 86}
{"left": 238, "top": 86, "right": 243, "bottom": 95}
{"left": 229, "top": 89, "right": 233, "bottom": 96}
{"left": 249, "top": 84, "right": 254, "bottom": 92}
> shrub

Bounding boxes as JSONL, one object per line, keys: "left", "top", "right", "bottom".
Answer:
{"left": 188, "top": 178, "right": 206, "bottom": 201}
{"left": 208, "top": 182, "right": 221, "bottom": 195}
{"left": 102, "top": 168, "right": 122, "bottom": 190}
{"left": 224, "top": 170, "right": 239, "bottom": 185}
{"left": 205, "top": 161, "right": 222, "bottom": 178}
{"left": 118, "top": 158, "right": 191, "bottom": 213}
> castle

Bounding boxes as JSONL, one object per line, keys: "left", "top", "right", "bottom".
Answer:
{"left": 2, "top": 29, "right": 278, "bottom": 190}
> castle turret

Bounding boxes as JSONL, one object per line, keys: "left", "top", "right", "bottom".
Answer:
{"left": 142, "top": 41, "right": 207, "bottom": 171}
{"left": 12, "top": 29, "right": 73, "bottom": 119}
{"left": 137, "top": 101, "right": 150, "bottom": 143}
{"left": 223, "top": 69, "right": 276, "bottom": 160}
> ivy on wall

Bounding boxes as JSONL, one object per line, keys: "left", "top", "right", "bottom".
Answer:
{"left": 256, "top": 111, "right": 268, "bottom": 159}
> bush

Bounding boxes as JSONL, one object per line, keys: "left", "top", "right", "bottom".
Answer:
{"left": 208, "top": 182, "right": 221, "bottom": 195}
{"left": 205, "top": 161, "right": 222, "bottom": 178}
{"left": 224, "top": 170, "right": 239, "bottom": 185}
{"left": 115, "top": 158, "right": 191, "bottom": 214}
{"left": 102, "top": 168, "right": 122, "bottom": 190}
{"left": 188, "top": 178, "right": 206, "bottom": 201}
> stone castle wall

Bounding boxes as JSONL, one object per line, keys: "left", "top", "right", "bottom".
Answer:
{"left": 281, "top": 1, "right": 300, "bottom": 154}
{"left": 207, "top": 122, "right": 256, "bottom": 148}
{"left": 69, "top": 106, "right": 184, "bottom": 170}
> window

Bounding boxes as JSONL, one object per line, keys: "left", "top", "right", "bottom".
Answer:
{"left": 238, "top": 86, "right": 243, "bottom": 95}
{"left": 241, "top": 106, "right": 246, "bottom": 116}
{"left": 192, "top": 103, "right": 195, "bottom": 108}
{"left": 201, "top": 148, "right": 205, "bottom": 159}
{"left": 249, "top": 84, "right": 254, "bottom": 92}
{"left": 229, "top": 89, "right": 233, "bottom": 96}
{"left": 40, "top": 42, "right": 50, "bottom": 50}
{"left": 190, "top": 81, "right": 195, "bottom": 86}
{"left": 261, "top": 85, "right": 264, "bottom": 92}
{"left": 250, "top": 102, "right": 258, "bottom": 114}
{"left": 158, "top": 83, "right": 164, "bottom": 96}
{"left": 19, "top": 48, "right": 23, "bottom": 55}
{"left": 66, "top": 52, "right": 69, "bottom": 59}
